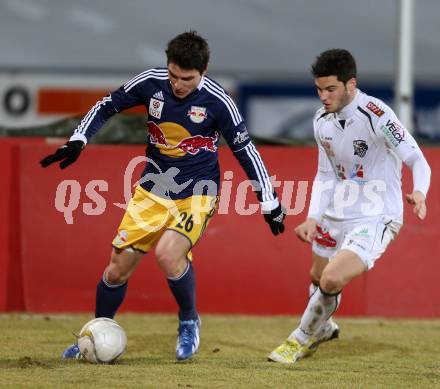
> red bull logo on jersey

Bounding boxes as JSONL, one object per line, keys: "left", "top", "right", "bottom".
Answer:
{"left": 176, "top": 132, "right": 219, "bottom": 155}
{"left": 187, "top": 106, "right": 207, "bottom": 123}
{"left": 147, "top": 121, "right": 218, "bottom": 157}
{"left": 147, "top": 121, "right": 169, "bottom": 146}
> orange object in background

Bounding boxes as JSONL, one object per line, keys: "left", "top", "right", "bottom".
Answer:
{"left": 38, "top": 89, "right": 144, "bottom": 115}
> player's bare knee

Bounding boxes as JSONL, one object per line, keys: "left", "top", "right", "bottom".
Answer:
{"left": 155, "top": 245, "right": 189, "bottom": 277}
{"left": 105, "top": 250, "right": 133, "bottom": 284}
{"left": 105, "top": 264, "right": 129, "bottom": 284}
{"left": 155, "top": 245, "right": 177, "bottom": 268}
{"left": 320, "top": 271, "right": 343, "bottom": 293}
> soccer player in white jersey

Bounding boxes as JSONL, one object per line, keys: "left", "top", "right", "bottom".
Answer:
{"left": 268, "top": 49, "right": 431, "bottom": 364}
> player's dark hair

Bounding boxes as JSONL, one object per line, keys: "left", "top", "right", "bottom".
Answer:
{"left": 311, "top": 49, "right": 357, "bottom": 84}
{"left": 166, "top": 31, "right": 210, "bottom": 74}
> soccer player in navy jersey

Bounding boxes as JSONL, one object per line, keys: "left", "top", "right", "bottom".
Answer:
{"left": 41, "top": 31, "right": 285, "bottom": 361}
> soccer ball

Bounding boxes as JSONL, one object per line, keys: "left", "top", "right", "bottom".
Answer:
{"left": 77, "top": 318, "right": 127, "bottom": 364}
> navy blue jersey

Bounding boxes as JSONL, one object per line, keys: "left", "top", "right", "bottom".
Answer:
{"left": 71, "top": 68, "right": 276, "bottom": 203}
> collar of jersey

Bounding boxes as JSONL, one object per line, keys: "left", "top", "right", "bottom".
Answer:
{"left": 197, "top": 76, "right": 205, "bottom": 90}
{"left": 168, "top": 76, "right": 205, "bottom": 101}
{"left": 336, "top": 88, "right": 360, "bottom": 120}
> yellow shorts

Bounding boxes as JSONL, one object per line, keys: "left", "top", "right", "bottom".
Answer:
{"left": 112, "top": 186, "right": 218, "bottom": 260}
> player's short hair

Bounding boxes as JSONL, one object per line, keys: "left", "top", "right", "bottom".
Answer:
{"left": 311, "top": 49, "right": 357, "bottom": 84}
{"left": 166, "top": 31, "right": 210, "bottom": 74}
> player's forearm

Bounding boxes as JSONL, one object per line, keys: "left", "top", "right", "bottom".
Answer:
{"left": 233, "top": 143, "right": 277, "bottom": 204}
{"left": 404, "top": 151, "right": 431, "bottom": 198}
{"left": 69, "top": 95, "right": 118, "bottom": 144}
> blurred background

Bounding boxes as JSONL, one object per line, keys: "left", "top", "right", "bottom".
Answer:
{"left": 1, "top": 0, "right": 440, "bottom": 141}
{"left": 0, "top": 0, "right": 439, "bottom": 317}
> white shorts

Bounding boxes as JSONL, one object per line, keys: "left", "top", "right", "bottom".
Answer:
{"left": 312, "top": 215, "right": 401, "bottom": 270}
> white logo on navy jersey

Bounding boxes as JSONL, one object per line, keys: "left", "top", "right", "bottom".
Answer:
{"left": 153, "top": 91, "right": 164, "bottom": 100}
{"left": 187, "top": 106, "right": 207, "bottom": 123}
{"left": 233, "top": 130, "right": 249, "bottom": 144}
{"left": 149, "top": 98, "right": 164, "bottom": 119}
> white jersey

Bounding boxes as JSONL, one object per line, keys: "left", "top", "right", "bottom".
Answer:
{"left": 308, "top": 89, "right": 429, "bottom": 224}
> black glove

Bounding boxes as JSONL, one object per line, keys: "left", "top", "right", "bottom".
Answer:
{"left": 263, "top": 203, "right": 286, "bottom": 236}
{"left": 40, "top": 140, "right": 85, "bottom": 169}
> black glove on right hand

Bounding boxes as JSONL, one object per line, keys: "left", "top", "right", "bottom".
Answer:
{"left": 40, "top": 140, "right": 85, "bottom": 169}
{"left": 263, "top": 203, "right": 286, "bottom": 236}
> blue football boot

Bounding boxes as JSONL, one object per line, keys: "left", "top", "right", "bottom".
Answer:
{"left": 176, "top": 317, "right": 201, "bottom": 361}
{"left": 62, "top": 344, "right": 81, "bottom": 359}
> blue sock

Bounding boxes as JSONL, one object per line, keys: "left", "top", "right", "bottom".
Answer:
{"left": 95, "top": 274, "right": 128, "bottom": 318}
{"left": 167, "top": 262, "right": 198, "bottom": 321}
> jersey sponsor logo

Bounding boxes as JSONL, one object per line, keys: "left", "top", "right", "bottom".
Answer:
{"left": 153, "top": 91, "right": 164, "bottom": 100}
{"left": 353, "top": 140, "right": 368, "bottom": 158}
{"left": 366, "top": 101, "right": 384, "bottom": 117}
{"left": 346, "top": 239, "right": 367, "bottom": 251}
{"left": 233, "top": 129, "right": 250, "bottom": 144}
{"left": 349, "top": 163, "right": 364, "bottom": 179}
{"left": 176, "top": 132, "right": 219, "bottom": 155}
{"left": 315, "top": 225, "right": 337, "bottom": 248}
{"left": 336, "top": 164, "right": 346, "bottom": 180}
{"left": 353, "top": 227, "right": 370, "bottom": 239}
{"left": 148, "top": 121, "right": 169, "bottom": 146}
{"left": 149, "top": 98, "right": 164, "bottom": 119}
{"left": 113, "top": 230, "right": 128, "bottom": 246}
{"left": 147, "top": 121, "right": 218, "bottom": 156}
{"left": 380, "top": 119, "right": 405, "bottom": 147}
{"left": 322, "top": 140, "right": 335, "bottom": 157}
{"left": 187, "top": 106, "right": 207, "bottom": 123}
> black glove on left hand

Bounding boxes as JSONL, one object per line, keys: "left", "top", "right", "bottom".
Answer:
{"left": 40, "top": 140, "right": 84, "bottom": 169}
{"left": 263, "top": 203, "right": 286, "bottom": 236}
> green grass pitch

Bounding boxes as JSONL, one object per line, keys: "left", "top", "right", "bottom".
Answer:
{"left": 1, "top": 314, "right": 440, "bottom": 388}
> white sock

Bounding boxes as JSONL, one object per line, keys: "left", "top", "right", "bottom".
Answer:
{"left": 308, "top": 282, "right": 341, "bottom": 340}
{"left": 309, "top": 282, "right": 319, "bottom": 298}
{"left": 289, "top": 288, "right": 340, "bottom": 345}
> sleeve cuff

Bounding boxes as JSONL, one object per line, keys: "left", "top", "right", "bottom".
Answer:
{"left": 260, "top": 198, "right": 279, "bottom": 212}
{"left": 69, "top": 133, "right": 88, "bottom": 145}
